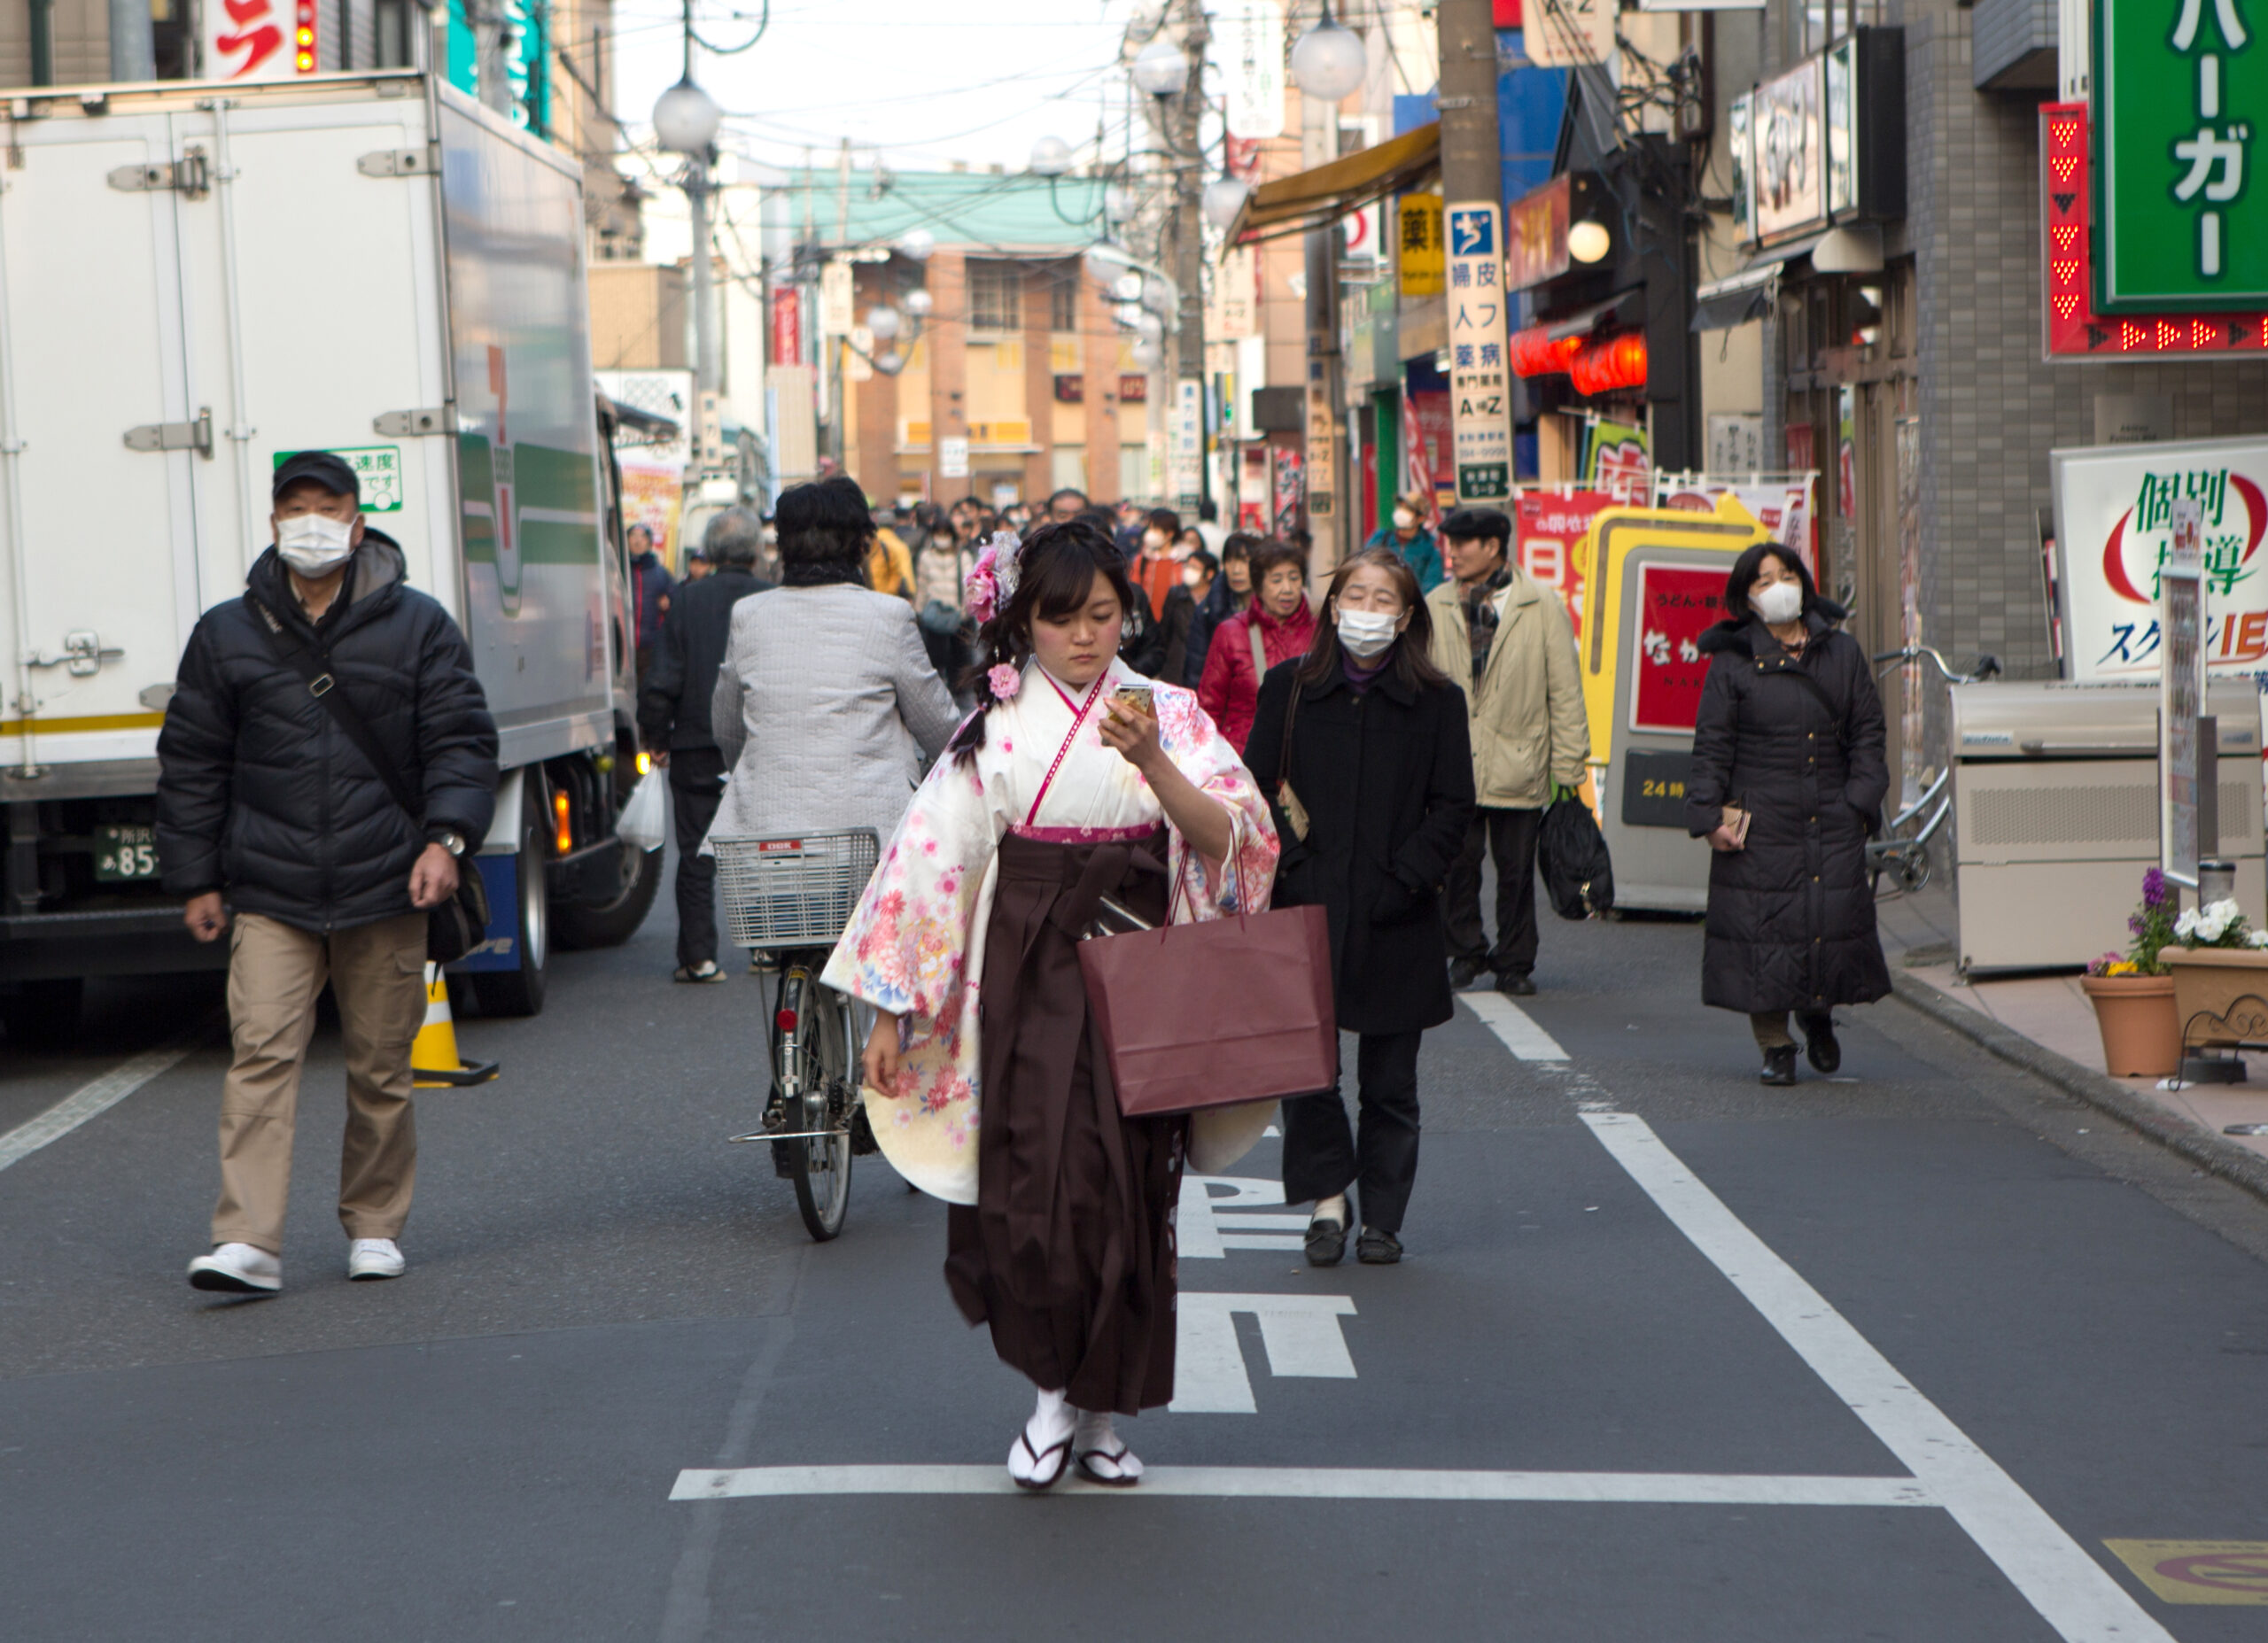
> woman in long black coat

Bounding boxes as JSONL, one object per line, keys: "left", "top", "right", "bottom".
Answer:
{"left": 1682, "top": 542, "right": 1891, "bottom": 1085}
{"left": 1244, "top": 548, "right": 1475, "bottom": 1266}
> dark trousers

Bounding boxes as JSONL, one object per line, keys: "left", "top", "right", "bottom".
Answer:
{"left": 668, "top": 747, "right": 726, "bottom": 968}
{"left": 1281, "top": 1030, "right": 1423, "bottom": 1235}
{"left": 1443, "top": 805, "right": 1542, "bottom": 978}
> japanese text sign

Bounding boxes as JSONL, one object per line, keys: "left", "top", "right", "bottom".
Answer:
{"left": 206, "top": 0, "right": 315, "bottom": 79}
{"left": 1631, "top": 564, "right": 1725, "bottom": 732}
{"left": 1446, "top": 201, "right": 1513, "bottom": 502}
{"left": 1222, "top": 3, "right": 1287, "bottom": 139}
{"left": 1586, "top": 418, "right": 1651, "bottom": 505}
{"left": 1398, "top": 195, "right": 1445, "bottom": 296}
{"left": 2163, "top": 496, "right": 2206, "bottom": 881}
{"left": 1505, "top": 174, "right": 1571, "bottom": 291}
{"left": 1751, "top": 58, "right": 1826, "bottom": 244}
{"left": 1518, "top": 488, "right": 1616, "bottom": 638}
{"left": 2094, "top": 0, "right": 2267, "bottom": 309}
{"left": 2051, "top": 436, "right": 2268, "bottom": 682}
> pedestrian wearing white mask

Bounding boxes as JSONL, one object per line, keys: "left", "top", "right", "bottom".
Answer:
{"left": 1363, "top": 490, "right": 1445, "bottom": 593}
{"left": 157, "top": 451, "right": 498, "bottom": 1294}
{"left": 1425, "top": 505, "right": 1589, "bottom": 999}
{"left": 1242, "top": 549, "right": 1475, "bottom": 1267}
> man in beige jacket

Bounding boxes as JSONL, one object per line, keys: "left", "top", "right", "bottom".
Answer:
{"left": 1425, "top": 507, "right": 1590, "bottom": 996}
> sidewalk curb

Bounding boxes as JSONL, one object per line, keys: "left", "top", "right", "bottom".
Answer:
{"left": 1889, "top": 974, "right": 2268, "bottom": 1206}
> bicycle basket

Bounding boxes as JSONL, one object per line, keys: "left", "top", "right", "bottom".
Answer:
{"left": 713, "top": 830, "right": 882, "bottom": 950}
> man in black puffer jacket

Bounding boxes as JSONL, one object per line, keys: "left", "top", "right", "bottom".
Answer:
{"left": 157, "top": 451, "right": 498, "bottom": 1296}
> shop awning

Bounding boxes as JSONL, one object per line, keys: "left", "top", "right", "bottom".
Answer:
{"left": 1540, "top": 288, "right": 1644, "bottom": 339}
{"left": 1230, "top": 122, "right": 1442, "bottom": 242}
{"left": 1691, "top": 265, "right": 1777, "bottom": 332}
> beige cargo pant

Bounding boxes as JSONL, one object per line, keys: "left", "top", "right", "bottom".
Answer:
{"left": 212, "top": 911, "right": 429, "bottom": 1256}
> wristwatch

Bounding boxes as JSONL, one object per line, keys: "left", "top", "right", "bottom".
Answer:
{"left": 432, "top": 829, "right": 468, "bottom": 858}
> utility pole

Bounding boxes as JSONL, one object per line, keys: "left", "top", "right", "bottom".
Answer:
{"left": 1436, "top": 0, "right": 1501, "bottom": 210}
{"left": 1170, "top": 0, "right": 1210, "bottom": 515}
{"left": 1435, "top": 0, "right": 1512, "bottom": 508}
{"left": 1301, "top": 79, "right": 1340, "bottom": 569}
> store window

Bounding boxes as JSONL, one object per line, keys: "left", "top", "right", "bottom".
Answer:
{"left": 968, "top": 261, "right": 1021, "bottom": 334}
{"left": 1046, "top": 265, "right": 1078, "bottom": 331}
{"left": 1793, "top": 0, "right": 1883, "bottom": 58}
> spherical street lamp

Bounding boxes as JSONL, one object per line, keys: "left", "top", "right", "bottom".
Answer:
{"left": 874, "top": 349, "right": 905, "bottom": 375}
{"left": 1130, "top": 337, "right": 1164, "bottom": 368}
{"left": 903, "top": 288, "right": 934, "bottom": 318}
{"left": 1103, "top": 182, "right": 1135, "bottom": 222}
{"left": 1084, "top": 240, "right": 1134, "bottom": 284}
{"left": 1202, "top": 175, "right": 1251, "bottom": 230}
{"left": 866, "top": 304, "right": 903, "bottom": 342}
{"left": 1111, "top": 271, "right": 1145, "bottom": 303}
{"left": 1567, "top": 219, "right": 1612, "bottom": 264}
{"left": 1131, "top": 38, "right": 1190, "bottom": 97}
{"left": 1135, "top": 310, "right": 1164, "bottom": 341}
{"left": 1288, "top": 4, "right": 1367, "bottom": 104}
{"left": 897, "top": 228, "right": 936, "bottom": 262}
{"left": 652, "top": 78, "right": 724, "bottom": 154}
{"left": 1029, "top": 135, "right": 1073, "bottom": 178}
{"left": 1140, "top": 278, "right": 1175, "bottom": 317}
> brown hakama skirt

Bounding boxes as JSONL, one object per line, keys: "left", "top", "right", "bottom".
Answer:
{"left": 944, "top": 827, "right": 1185, "bottom": 1415}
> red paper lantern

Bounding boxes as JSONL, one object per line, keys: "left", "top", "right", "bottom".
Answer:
{"left": 1569, "top": 329, "right": 1647, "bottom": 395}
{"left": 1508, "top": 325, "right": 1582, "bottom": 377}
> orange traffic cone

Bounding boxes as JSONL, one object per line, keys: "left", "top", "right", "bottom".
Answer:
{"left": 412, "top": 962, "right": 499, "bottom": 1088}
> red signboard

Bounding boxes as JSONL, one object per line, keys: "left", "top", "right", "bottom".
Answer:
{"left": 2042, "top": 103, "right": 2268, "bottom": 360}
{"left": 1630, "top": 564, "right": 1724, "bottom": 733}
{"left": 1516, "top": 489, "right": 1614, "bottom": 639}
{"left": 770, "top": 288, "right": 801, "bottom": 367}
{"left": 1403, "top": 388, "right": 1453, "bottom": 513}
{"left": 1504, "top": 174, "right": 1571, "bottom": 292}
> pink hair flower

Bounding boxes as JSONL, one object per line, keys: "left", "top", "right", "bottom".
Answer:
{"left": 986, "top": 663, "right": 1021, "bottom": 701}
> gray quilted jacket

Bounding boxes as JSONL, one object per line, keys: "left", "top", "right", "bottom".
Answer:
{"left": 705, "top": 583, "right": 959, "bottom": 851}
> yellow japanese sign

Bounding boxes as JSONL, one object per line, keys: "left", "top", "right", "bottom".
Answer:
{"left": 1397, "top": 195, "right": 1443, "bottom": 298}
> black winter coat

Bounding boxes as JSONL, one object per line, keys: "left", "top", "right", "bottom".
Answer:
{"left": 1180, "top": 575, "right": 1247, "bottom": 688}
{"left": 1243, "top": 655, "right": 1476, "bottom": 1035}
{"left": 1682, "top": 611, "right": 1891, "bottom": 1015}
{"left": 156, "top": 533, "right": 500, "bottom": 934}
{"left": 638, "top": 566, "right": 773, "bottom": 751}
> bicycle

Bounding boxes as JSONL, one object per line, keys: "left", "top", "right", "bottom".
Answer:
{"left": 1865, "top": 645, "right": 2000, "bottom": 896}
{"left": 713, "top": 830, "right": 881, "bottom": 1241}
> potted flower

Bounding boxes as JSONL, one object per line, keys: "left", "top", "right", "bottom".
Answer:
{"left": 2078, "top": 868, "right": 2182, "bottom": 1076}
{"left": 2162, "top": 892, "right": 2268, "bottom": 1048}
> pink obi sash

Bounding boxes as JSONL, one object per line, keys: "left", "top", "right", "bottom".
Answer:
{"left": 1006, "top": 822, "right": 1162, "bottom": 844}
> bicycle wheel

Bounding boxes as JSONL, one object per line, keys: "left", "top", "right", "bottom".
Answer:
{"left": 785, "top": 969, "right": 854, "bottom": 1241}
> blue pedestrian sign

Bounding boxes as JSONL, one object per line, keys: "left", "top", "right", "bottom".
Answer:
{"left": 1448, "top": 206, "right": 1496, "bottom": 258}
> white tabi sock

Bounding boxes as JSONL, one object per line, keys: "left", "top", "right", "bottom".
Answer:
{"left": 1008, "top": 1386, "right": 1074, "bottom": 1485}
{"left": 1073, "top": 1408, "right": 1143, "bottom": 1482}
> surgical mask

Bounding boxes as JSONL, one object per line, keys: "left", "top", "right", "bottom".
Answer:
{"left": 276, "top": 511, "right": 355, "bottom": 577}
{"left": 1337, "top": 608, "right": 1400, "bottom": 659}
{"left": 1752, "top": 579, "right": 1804, "bottom": 624}
{"left": 1143, "top": 530, "right": 1167, "bottom": 553}
{"left": 1181, "top": 565, "right": 1206, "bottom": 588}
{"left": 1393, "top": 508, "right": 1417, "bottom": 531}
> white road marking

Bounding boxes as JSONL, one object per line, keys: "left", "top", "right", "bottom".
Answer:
{"left": 1461, "top": 992, "right": 1568, "bottom": 1059}
{"left": 1169, "top": 1292, "right": 1359, "bottom": 1413}
{"left": 0, "top": 1044, "right": 197, "bottom": 1174}
{"left": 1177, "top": 1174, "right": 1289, "bottom": 1259}
{"left": 1220, "top": 1233, "right": 1305, "bottom": 1252}
{"left": 670, "top": 1465, "right": 1936, "bottom": 1505}
{"left": 1581, "top": 1111, "right": 2174, "bottom": 1643}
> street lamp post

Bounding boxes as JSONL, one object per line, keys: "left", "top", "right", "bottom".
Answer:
{"left": 654, "top": 15, "right": 725, "bottom": 464}
{"left": 1289, "top": 0, "right": 1367, "bottom": 569}
{"left": 1132, "top": 0, "right": 1211, "bottom": 513}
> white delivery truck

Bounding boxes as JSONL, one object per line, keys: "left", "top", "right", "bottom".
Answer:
{"left": 0, "top": 68, "right": 662, "bottom": 1039}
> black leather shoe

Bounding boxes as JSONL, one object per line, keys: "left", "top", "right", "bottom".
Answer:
{"left": 1497, "top": 972, "right": 1536, "bottom": 996}
{"left": 1356, "top": 1226, "right": 1403, "bottom": 1264}
{"left": 1759, "top": 1045, "right": 1798, "bottom": 1086}
{"left": 1802, "top": 1018, "right": 1841, "bottom": 1074}
{"left": 1448, "top": 957, "right": 1487, "bottom": 989}
{"left": 1304, "top": 1204, "right": 1349, "bottom": 1267}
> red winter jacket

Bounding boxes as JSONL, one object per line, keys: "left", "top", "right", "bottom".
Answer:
{"left": 1198, "top": 600, "right": 1317, "bottom": 751}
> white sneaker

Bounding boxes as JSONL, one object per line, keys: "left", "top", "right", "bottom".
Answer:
{"left": 347, "top": 1237, "right": 405, "bottom": 1281}
{"left": 188, "top": 1242, "right": 281, "bottom": 1294}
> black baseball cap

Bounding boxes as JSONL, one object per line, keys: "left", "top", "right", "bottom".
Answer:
{"left": 271, "top": 450, "right": 360, "bottom": 504}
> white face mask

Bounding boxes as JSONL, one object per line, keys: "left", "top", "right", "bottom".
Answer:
{"left": 1392, "top": 508, "right": 1417, "bottom": 531}
{"left": 1143, "top": 530, "right": 1167, "bottom": 553}
{"left": 276, "top": 511, "right": 356, "bottom": 577}
{"left": 1752, "top": 579, "right": 1804, "bottom": 624}
{"left": 1337, "top": 608, "right": 1400, "bottom": 659}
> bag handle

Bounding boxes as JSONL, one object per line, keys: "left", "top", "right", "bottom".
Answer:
{"left": 248, "top": 595, "right": 424, "bottom": 826}
{"left": 1247, "top": 616, "right": 1267, "bottom": 687}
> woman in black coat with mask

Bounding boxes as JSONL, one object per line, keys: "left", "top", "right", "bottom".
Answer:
{"left": 1682, "top": 543, "right": 1891, "bottom": 1085}
{"left": 1243, "top": 548, "right": 1475, "bottom": 1266}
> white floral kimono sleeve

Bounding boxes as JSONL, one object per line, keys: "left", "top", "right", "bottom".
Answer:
{"left": 1153, "top": 684, "right": 1280, "bottom": 921}
{"left": 821, "top": 751, "right": 1002, "bottom": 1204}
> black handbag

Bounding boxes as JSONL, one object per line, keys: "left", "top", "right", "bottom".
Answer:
{"left": 249, "top": 597, "right": 492, "bottom": 964}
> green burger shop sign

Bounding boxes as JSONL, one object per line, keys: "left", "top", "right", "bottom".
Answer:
{"left": 2095, "top": 0, "right": 2265, "bottom": 309}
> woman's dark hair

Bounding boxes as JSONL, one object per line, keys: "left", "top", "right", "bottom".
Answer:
{"left": 1220, "top": 531, "right": 1260, "bottom": 565}
{"left": 1722, "top": 540, "right": 1822, "bottom": 623}
{"left": 1247, "top": 537, "right": 1309, "bottom": 591}
{"left": 773, "top": 475, "right": 874, "bottom": 587}
{"left": 1186, "top": 548, "right": 1219, "bottom": 578}
{"left": 1295, "top": 548, "right": 1454, "bottom": 694}
{"left": 1144, "top": 508, "right": 1181, "bottom": 539}
{"left": 948, "top": 519, "right": 1140, "bottom": 765}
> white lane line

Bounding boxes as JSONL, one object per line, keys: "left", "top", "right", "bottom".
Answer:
{"left": 1169, "top": 1292, "right": 1360, "bottom": 1413}
{"left": 670, "top": 1465, "right": 1937, "bottom": 1505}
{"left": 0, "top": 1043, "right": 198, "bottom": 1173}
{"left": 1177, "top": 1174, "right": 1288, "bottom": 1259}
{"left": 1462, "top": 992, "right": 1568, "bottom": 1059}
{"left": 1581, "top": 1112, "right": 2173, "bottom": 1643}
{"left": 1220, "top": 1234, "right": 1306, "bottom": 1252}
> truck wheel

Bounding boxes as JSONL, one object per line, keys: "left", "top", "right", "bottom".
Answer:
{"left": 471, "top": 802, "right": 548, "bottom": 1017}
{"left": 2, "top": 977, "right": 83, "bottom": 1050}
{"left": 552, "top": 838, "right": 662, "bottom": 949}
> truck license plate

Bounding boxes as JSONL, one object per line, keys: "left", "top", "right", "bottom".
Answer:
{"left": 96, "top": 824, "right": 159, "bottom": 881}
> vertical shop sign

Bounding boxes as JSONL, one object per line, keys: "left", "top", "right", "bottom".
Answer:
{"left": 1304, "top": 360, "right": 1337, "bottom": 515}
{"left": 1585, "top": 417, "right": 1651, "bottom": 504}
{"left": 770, "top": 288, "right": 803, "bottom": 367}
{"left": 1272, "top": 445, "right": 1306, "bottom": 538}
{"left": 1630, "top": 565, "right": 1728, "bottom": 732}
{"left": 1222, "top": 3, "right": 1287, "bottom": 140}
{"left": 2096, "top": 0, "right": 2268, "bottom": 310}
{"left": 207, "top": 0, "right": 312, "bottom": 77}
{"left": 1728, "top": 93, "right": 1756, "bottom": 243}
{"left": 1403, "top": 388, "right": 1454, "bottom": 513}
{"left": 819, "top": 260, "right": 854, "bottom": 336}
{"left": 1751, "top": 58, "right": 1827, "bottom": 244}
{"left": 1171, "top": 379, "right": 1204, "bottom": 511}
{"left": 1446, "top": 202, "right": 1513, "bottom": 502}
{"left": 1398, "top": 195, "right": 1445, "bottom": 297}
{"left": 2162, "top": 498, "right": 2206, "bottom": 883}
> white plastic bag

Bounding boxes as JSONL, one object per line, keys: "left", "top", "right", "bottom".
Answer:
{"left": 616, "top": 771, "right": 667, "bottom": 853}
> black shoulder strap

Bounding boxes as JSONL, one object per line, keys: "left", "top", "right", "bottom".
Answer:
{"left": 1277, "top": 677, "right": 1301, "bottom": 787}
{"left": 248, "top": 594, "right": 424, "bottom": 825}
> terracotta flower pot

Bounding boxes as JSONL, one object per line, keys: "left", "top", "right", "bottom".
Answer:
{"left": 2163, "top": 947, "right": 2268, "bottom": 1048}
{"left": 2079, "top": 973, "right": 2181, "bottom": 1076}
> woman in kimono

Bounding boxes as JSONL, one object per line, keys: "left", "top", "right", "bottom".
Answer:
{"left": 824, "top": 517, "right": 1278, "bottom": 1491}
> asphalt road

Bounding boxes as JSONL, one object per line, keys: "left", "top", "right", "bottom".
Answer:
{"left": 5, "top": 865, "right": 2268, "bottom": 1641}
